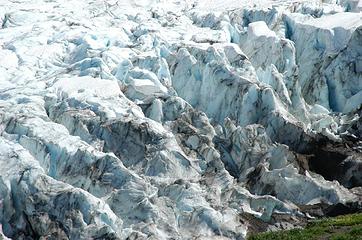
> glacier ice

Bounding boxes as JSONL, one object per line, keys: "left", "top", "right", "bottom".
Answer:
{"left": 0, "top": 0, "right": 361, "bottom": 239}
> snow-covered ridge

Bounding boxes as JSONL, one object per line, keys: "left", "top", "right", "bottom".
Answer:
{"left": 0, "top": 0, "right": 361, "bottom": 239}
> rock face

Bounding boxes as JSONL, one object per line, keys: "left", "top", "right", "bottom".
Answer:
{"left": 0, "top": 0, "right": 361, "bottom": 239}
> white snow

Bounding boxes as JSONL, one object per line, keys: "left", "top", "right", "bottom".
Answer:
{"left": 248, "top": 21, "right": 277, "bottom": 38}
{"left": 52, "top": 77, "right": 121, "bottom": 100}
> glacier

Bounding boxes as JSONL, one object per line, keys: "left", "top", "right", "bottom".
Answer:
{"left": 0, "top": 0, "right": 361, "bottom": 239}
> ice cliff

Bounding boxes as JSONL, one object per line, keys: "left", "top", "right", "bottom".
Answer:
{"left": 0, "top": 0, "right": 361, "bottom": 239}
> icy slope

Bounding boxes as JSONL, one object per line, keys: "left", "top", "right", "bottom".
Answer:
{"left": 0, "top": 0, "right": 362, "bottom": 239}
